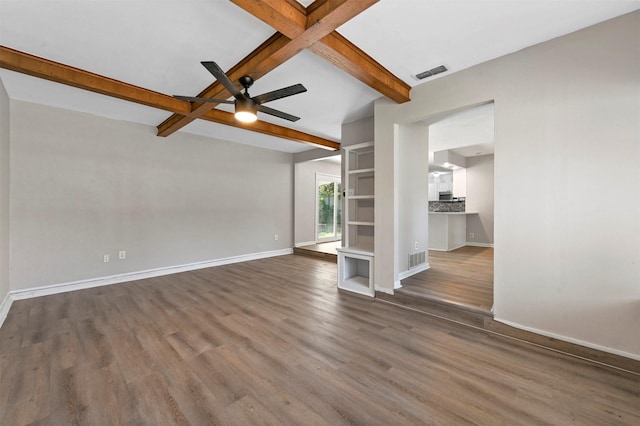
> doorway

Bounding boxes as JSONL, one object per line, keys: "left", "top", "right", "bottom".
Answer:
{"left": 316, "top": 173, "right": 342, "bottom": 242}
{"left": 401, "top": 102, "right": 495, "bottom": 313}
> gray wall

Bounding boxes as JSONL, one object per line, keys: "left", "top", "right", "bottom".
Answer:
{"left": 466, "top": 154, "right": 494, "bottom": 245}
{"left": 9, "top": 101, "right": 293, "bottom": 291}
{"left": 375, "top": 11, "right": 639, "bottom": 357}
{"left": 294, "top": 158, "right": 341, "bottom": 245}
{"left": 0, "top": 80, "right": 9, "bottom": 304}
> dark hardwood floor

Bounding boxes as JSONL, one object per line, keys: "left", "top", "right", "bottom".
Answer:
{"left": 400, "top": 246, "right": 494, "bottom": 313}
{"left": 1, "top": 255, "right": 638, "bottom": 425}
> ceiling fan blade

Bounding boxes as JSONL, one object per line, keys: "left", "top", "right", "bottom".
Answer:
{"left": 257, "top": 105, "right": 301, "bottom": 122}
{"left": 174, "top": 95, "right": 234, "bottom": 104}
{"left": 252, "top": 84, "right": 307, "bottom": 104}
{"left": 200, "top": 61, "right": 244, "bottom": 99}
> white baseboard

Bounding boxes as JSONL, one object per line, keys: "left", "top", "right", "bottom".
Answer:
{"left": 7, "top": 248, "right": 293, "bottom": 304}
{"left": 0, "top": 292, "right": 12, "bottom": 329}
{"left": 375, "top": 285, "right": 395, "bottom": 295}
{"left": 466, "top": 242, "right": 494, "bottom": 248}
{"left": 294, "top": 241, "right": 317, "bottom": 248}
{"left": 494, "top": 316, "right": 640, "bottom": 362}
{"left": 398, "top": 263, "right": 430, "bottom": 281}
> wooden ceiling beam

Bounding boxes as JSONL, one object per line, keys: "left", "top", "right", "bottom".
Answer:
{"left": 309, "top": 32, "right": 411, "bottom": 104}
{"left": 231, "top": 0, "right": 410, "bottom": 103}
{"left": 0, "top": 45, "right": 339, "bottom": 150}
{"left": 202, "top": 109, "right": 340, "bottom": 150}
{"left": 229, "top": 0, "right": 306, "bottom": 38}
{"left": 0, "top": 45, "right": 190, "bottom": 114}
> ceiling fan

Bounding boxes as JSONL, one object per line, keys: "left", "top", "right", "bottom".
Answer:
{"left": 174, "top": 61, "right": 307, "bottom": 123}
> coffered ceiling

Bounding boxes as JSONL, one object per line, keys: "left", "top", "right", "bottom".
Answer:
{"left": 0, "top": 0, "right": 637, "bottom": 153}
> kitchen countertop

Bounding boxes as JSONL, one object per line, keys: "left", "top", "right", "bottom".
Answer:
{"left": 429, "top": 211, "right": 478, "bottom": 215}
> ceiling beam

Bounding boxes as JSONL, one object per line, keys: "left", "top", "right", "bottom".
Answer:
{"left": 231, "top": 0, "right": 411, "bottom": 103}
{"left": 0, "top": 45, "right": 339, "bottom": 150}
{"left": 202, "top": 109, "right": 340, "bottom": 150}
{"left": 309, "top": 32, "right": 410, "bottom": 104}
{"left": 158, "top": 0, "right": 379, "bottom": 138}
{"left": 0, "top": 45, "right": 190, "bottom": 114}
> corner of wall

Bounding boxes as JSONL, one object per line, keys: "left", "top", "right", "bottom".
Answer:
{"left": 0, "top": 77, "right": 11, "bottom": 308}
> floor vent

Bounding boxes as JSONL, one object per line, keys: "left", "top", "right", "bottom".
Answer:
{"left": 409, "top": 251, "right": 426, "bottom": 269}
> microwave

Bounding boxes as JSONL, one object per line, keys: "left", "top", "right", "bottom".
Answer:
{"left": 439, "top": 191, "right": 453, "bottom": 201}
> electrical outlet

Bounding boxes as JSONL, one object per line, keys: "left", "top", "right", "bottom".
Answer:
{"left": 414, "top": 241, "right": 419, "bottom": 250}
{"left": 470, "top": 233, "right": 475, "bottom": 239}
{"left": 103, "top": 254, "right": 110, "bottom": 263}
{"left": 274, "top": 234, "right": 278, "bottom": 241}
{"left": 119, "top": 251, "right": 126, "bottom": 260}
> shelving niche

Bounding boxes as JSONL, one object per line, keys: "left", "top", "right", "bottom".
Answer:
{"left": 337, "top": 142, "right": 375, "bottom": 297}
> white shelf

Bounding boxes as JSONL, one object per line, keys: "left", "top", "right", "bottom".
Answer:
{"left": 348, "top": 168, "right": 375, "bottom": 175}
{"left": 340, "top": 276, "right": 374, "bottom": 297}
{"left": 337, "top": 249, "right": 375, "bottom": 297}
{"left": 337, "top": 247, "right": 374, "bottom": 256}
{"left": 339, "top": 141, "right": 375, "bottom": 298}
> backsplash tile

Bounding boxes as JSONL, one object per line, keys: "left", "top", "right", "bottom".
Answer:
{"left": 429, "top": 201, "right": 465, "bottom": 212}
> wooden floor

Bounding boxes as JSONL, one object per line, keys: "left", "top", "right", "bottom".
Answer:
{"left": 293, "top": 240, "right": 340, "bottom": 263}
{"left": 1, "top": 255, "right": 638, "bottom": 425}
{"left": 400, "top": 246, "right": 494, "bottom": 313}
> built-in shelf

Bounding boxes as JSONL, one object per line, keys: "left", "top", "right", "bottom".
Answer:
{"left": 347, "top": 221, "right": 374, "bottom": 226}
{"left": 337, "top": 247, "right": 374, "bottom": 297}
{"left": 348, "top": 168, "right": 374, "bottom": 175}
{"left": 338, "top": 142, "right": 375, "bottom": 297}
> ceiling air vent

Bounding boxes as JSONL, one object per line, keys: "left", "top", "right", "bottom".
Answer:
{"left": 414, "top": 65, "right": 448, "bottom": 80}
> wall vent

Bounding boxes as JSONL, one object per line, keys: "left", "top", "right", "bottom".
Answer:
{"left": 409, "top": 251, "right": 426, "bottom": 269}
{"left": 414, "top": 65, "right": 448, "bottom": 80}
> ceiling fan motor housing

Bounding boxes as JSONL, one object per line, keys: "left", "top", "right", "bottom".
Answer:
{"left": 239, "top": 75, "right": 254, "bottom": 90}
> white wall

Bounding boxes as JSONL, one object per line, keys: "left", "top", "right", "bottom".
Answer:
{"left": 466, "top": 154, "right": 494, "bottom": 245}
{"left": 0, "top": 79, "right": 10, "bottom": 306}
{"left": 342, "top": 116, "right": 374, "bottom": 148}
{"left": 9, "top": 101, "right": 293, "bottom": 291}
{"left": 294, "top": 158, "right": 341, "bottom": 245}
{"left": 375, "top": 11, "right": 640, "bottom": 358}
{"left": 397, "top": 123, "right": 429, "bottom": 281}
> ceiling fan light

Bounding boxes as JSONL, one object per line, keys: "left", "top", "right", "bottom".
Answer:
{"left": 235, "top": 110, "right": 257, "bottom": 123}
{"left": 235, "top": 98, "right": 258, "bottom": 123}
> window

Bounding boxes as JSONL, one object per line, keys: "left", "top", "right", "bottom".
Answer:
{"left": 316, "top": 174, "right": 342, "bottom": 242}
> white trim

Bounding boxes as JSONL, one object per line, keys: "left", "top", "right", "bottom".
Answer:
{"left": 430, "top": 243, "right": 494, "bottom": 251}
{"left": 294, "top": 241, "right": 317, "bottom": 248}
{"left": 375, "top": 285, "right": 395, "bottom": 295}
{"left": 315, "top": 172, "right": 341, "bottom": 243}
{"left": 0, "top": 293, "right": 12, "bottom": 329}
{"left": 398, "top": 262, "right": 430, "bottom": 281}
{"left": 466, "top": 242, "right": 494, "bottom": 248}
{"left": 494, "top": 316, "right": 640, "bottom": 361}
{"left": 7, "top": 248, "right": 292, "bottom": 302}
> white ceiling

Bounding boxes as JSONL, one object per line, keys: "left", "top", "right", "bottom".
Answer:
{"left": 1, "top": 0, "right": 638, "bottom": 153}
